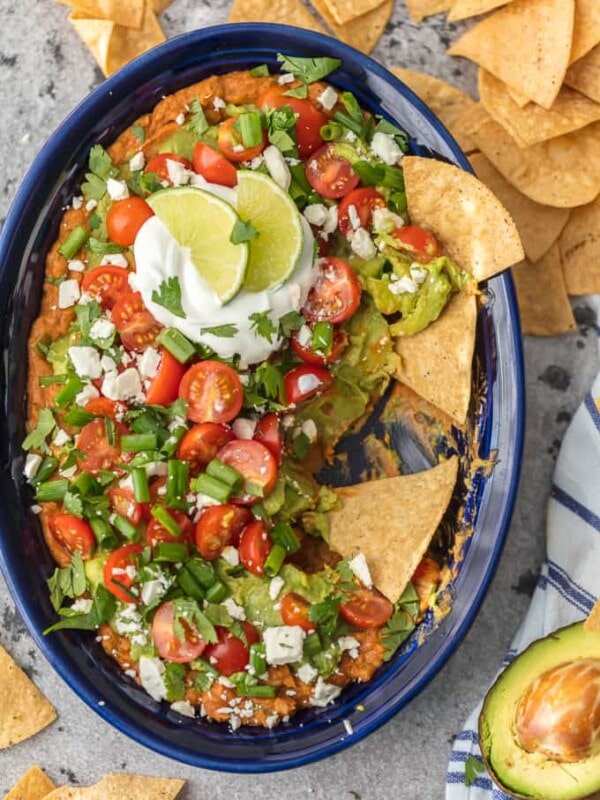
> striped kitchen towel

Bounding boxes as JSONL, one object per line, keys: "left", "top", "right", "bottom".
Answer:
{"left": 445, "top": 367, "right": 600, "bottom": 799}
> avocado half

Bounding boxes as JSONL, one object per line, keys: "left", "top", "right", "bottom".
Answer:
{"left": 479, "top": 622, "right": 600, "bottom": 800}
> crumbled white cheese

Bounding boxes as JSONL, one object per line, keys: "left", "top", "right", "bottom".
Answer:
{"left": 296, "top": 324, "right": 312, "bottom": 348}
{"left": 52, "top": 429, "right": 71, "bottom": 447}
{"left": 322, "top": 205, "right": 338, "bottom": 236}
{"left": 100, "top": 354, "right": 117, "bottom": 374}
{"left": 277, "top": 72, "right": 295, "bottom": 85}
{"left": 338, "top": 636, "right": 361, "bottom": 659}
{"left": 370, "top": 131, "right": 403, "bottom": 166}
{"left": 129, "top": 151, "right": 145, "bottom": 172}
{"left": 138, "top": 347, "right": 162, "bottom": 378}
{"left": 75, "top": 381, "right": 100, "bottom": 407}
{"left": 144, "top": 461, "right": 168, "bottom": 479}
{"left": 212, "top": 96, "right": 226, "bottom": 110}
{"left": 223, "top": 598, "right": 246, "bottom": 621}
{"left": 68, "top": 258, "right": 85, "bottom": 272}
{"left": 106, "top": 178, "right": 129, "bottom": 201}
{"left": 388, "top": 275, "right": 418, "bottom": 295}
{"left": 89, "top": 319, "right": 116, "bottom": 341}
{"left": 410, "top": 264, "right": 428, "bottom": 285}
{"left": 349, "top": 553, "right": 373, "bottom": 588}
{"left": 296, "top": 662, "right": 318, "bottom": 684}
{"left": 114, "top": 605, "right": 144, "bottom": 636}
{"left": 139, "top": 656, "right": 167, "bottom": 702}
{"left": 303, "top": 203, "right": 329, "bottom": 227}
{"left": 175, "top": 112, "right": 186, "bottom": 126}
{"left": 58, "top": 279, "right": 81, "bottom": 309}
{"left": 249, "top": 155, "right": 264, "bottom": 170}
{"left": 72, "top": 598, "right": 93, "bottom": 614}
{"left": 263, "top": 626, "right": 306, "bottom": 666}
{"left": 68, "top": 346, "right": 102, "bottom": 379}
{"left": 71, "top": 195, "right": 83, "bottom": 210}
{"left": 221, "top": 546, "right": 240, "bottom": 567}
{"left": 296, "top": 372, "right": 322, "bottom": 396}
{"left": 301, "top": 419, "right": 318, "bottom": 442}
{"left": 100, "top": 252, "right": 128, "bottom": 268}
{"left": 310, "top": 677, "right": 342, "bottom": 707}
{"left": 317, "top": 85, "right": 338, "bottom": 111}
{"left": 232, "top": 417, "right": 257, "bottom": 440}
{"left": 23, "top": 453, "right": 42, "bottom": 481}
{"left": 347, "top": 204, "right": 361, "bottom": 231}
{"left": 269, "top": 576, "right": 285, "bottom": 601}
{"left": 166, "top": 158, "right": 191, "bottom": 187}
{"left": 372, "top": 207, "right": 404, "bottom": 235}
{"left": 85, "top": 199, "right": 97, "bottom": 212}
{"left": 30, "top": 505, "right": 42, "bottom": 515}
{"left": 103, "top": 367, "right": 143, "bottom": 402}
{"left": 171, "top": 700, "right": 196, "bottom": 718}
{"left": 60, "top": 464, "right": 78, "bottom": 479}
{"left": 263, "top": 145, "right": 292, "bottom": 191}
{"left": 349, "top": 228, "right": 376, "bottom": 260}
{"left": 141, "top": 579, "right": 167, "bottom": 606}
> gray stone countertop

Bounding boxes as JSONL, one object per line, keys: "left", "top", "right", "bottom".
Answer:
{"left": 0, "top": 1, "right": 598, "bottom": 797}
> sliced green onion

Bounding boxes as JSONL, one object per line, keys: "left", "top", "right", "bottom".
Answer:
{"left": 90, "top": 517, "right": 118, "bottom": 550}
{"left": 320, "top": 122, "right": 344, "bottom": 141}
{"left": 311, "top": 321, "right": 333, "bottom": 355}
{"left": 156, "top": 328, "right": 196, "bottom": 363}
{"left": 72, "top": 471, "right": 96, "bottom": 496}
{"left": 193, "top": 473, "right": 232, "bottom": 504}
{"left": 176, "top": 564, "right": 206, "bottom": 602}
{"left": 55, "top": 376, "right": 84, "bottom": 409}
{"left": 205, "top": 580, "right": 227, "bottom": 603}
{"left": 113, "top": 514, "right": 140, "bottom": 542}
{"left": 245, "top": 481, "right": 265, "bottom": 498}
{"left": 332, "top": 109, "right": 363, "bottom": 138}
{"left": 264, "top": 543, "right": 286, "bottom": 577}
{"left": 38, "top": 374, "right": 67, "bottom": 387}
{"left": 36, "top": 479, "right": 68, "bottom": 503}
{"left": 161, "top": 425, "right": 187, "bottom": 458}
{"left": 249, "top": 642, "right": 267, "bottom": 675}
{"left": 269, "top": 522, "right": 300, "bottom": 554}
{"left": 304, "top": 631, "right": 321, "bottom": 658}
{"left": 340, "top": 91, "right": 363, "bottom": 122}
{"left": 205, "top": 459, "right": 242, "bottom": 490}
{"left": 105, "top": 416, "right": 117, "bottom": 447}
{"left": 63, "top": 408, "right": 96, "bottom": 427}
{"left": 58, "top": 225, "right": 89, "bottom": 259}
{"left": 181, "top": 558, "right": 216, "bottom": 590}
{"left": 238, "top": 683, "right": 276, "bottom": 698}
{"left": 150, "top": 504, "right": 181, "bottom": 538}
{"left": 132, "top": 467, "right": 150, "bottom": 503}
{"left": 29, "top": 456, "right": 58, "bottom": 487}
{"left": 121, "top": 433, "right": 157, "bottom": 452}
{"left": 154, "top": 542, "right": 188, "bottom": 562}
{"left": 167, "top": 459, "right": 189, "bottom": 500}
{"left": 238, "top": 111, "right": 263, "bottom": 147}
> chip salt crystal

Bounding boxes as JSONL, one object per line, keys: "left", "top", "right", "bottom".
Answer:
{"left": 263, "top": 625, "right": 306, "bottom": 665}
{"left": 68, "top": 346, "right": 102, "bottom": 379}
{"left": 370, "top": 131, "right": 403, "bottom": 165}
{"left": 138, "top": 656, "right": 168, "bottom": 702}
{"left": 318, "top": 85, "right": 338, "bottom": 111}
{"left": 263, "top": 145, "right": 292, "bottom": 191}
{"left": 58, "top": 278, "right": 81, "bottom": 309}
{"left": 106, "top": 177, "right": 129, "bottom": 200}
{"left": 349, "top": 552, "right": 373, "bottom": 587}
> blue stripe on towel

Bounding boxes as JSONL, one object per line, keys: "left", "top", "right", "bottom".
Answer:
{"left": 550, "top": 484, "right": 600, "bottom": 533}
{"left": 547, "top": 560, "right": 596, "bottom": 607}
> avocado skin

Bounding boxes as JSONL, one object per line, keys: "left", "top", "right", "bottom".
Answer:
{"left": 478, "top": 621, "right": 600, "bottom": 800}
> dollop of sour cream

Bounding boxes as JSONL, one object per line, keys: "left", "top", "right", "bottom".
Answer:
{"left": 133, "top": 180, "right": 316, "bottom": 366}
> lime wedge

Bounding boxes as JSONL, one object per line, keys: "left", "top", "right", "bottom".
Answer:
{"left": 236, "top": 171, "right": 304, "bottom": 293}
{"left": 146, "top": 186, "right": 248, "bottom": 304}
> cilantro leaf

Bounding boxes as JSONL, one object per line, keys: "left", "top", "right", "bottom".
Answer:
{"left": 127, "top": 170, "right": 163, "bottom": 198}
{"left": 279, "top": 310, "right": 304, "bottom": 337}
{"left": 464, "top": 756, "right": 486, "bottom": 787}
{"left": 292, "top": 432, "right": 310, "bottom": 461}
{"left": 164, "top": 662, "right": 187, "bottom": 702}
{"left": 88, "top": 237, "right": 125, "bottom": 256}
{"left": 249, "top": 311, "right": 278, "bottom": 343}
{"left": 276, "top": 54, "right": 341, "bottom": 84}
{"left": 254, "top": 361, "right": 284, "bottom": 399}
{"left": 283, "top": 84, "right": 309, "bottom": 99}
{"left": 230, "top": 219, "right": 259, "bottom": 245}
{"left": 81, "top": 172, "right": 106, "bottom": 202}
{"left": 152, "top": 277, "right": 186, "bottom": 319}
{"left": 190, "top": 657, "right": 219, "bottom": 692}
{"left": 63, "top": 490, "right": 84, "bottom": 518}
{"left": 250, "top": 64, "right": 270, "bottom": 77}
{"left": 308, "top": 595, "right": 340, "bottom": 639}
{"left": 132, "top": 124, "right": 146, "bottom": 143}
{"left": 23, "top": 409, "right": 56, "bottom": 453}
{"left": 172, "top": 598, "right": 217, "bottom": 644}
{"left": 44, "top": 584, "right": 115, "bottom": 633}
{"left": 189, "top": 98, "right": 209, "bottom": 137}
{"left": 74, "top": 299, "right": 102, "bottom": 337}
{"left": 47, "top": 552, "right": 87, "bottom": 612}
{"left": 88, "top": 144, "right": 116, "bottom": 180}
{"left": 381, "top": 582, "right": 419, "bottom": 661}
{"left": 374, "top": 118, "right": 409, "bottom": 153}
{"left": 200, "top": 324, "right": 238, "bottom": 338}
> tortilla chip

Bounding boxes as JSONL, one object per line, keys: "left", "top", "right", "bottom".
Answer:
{"left": 230, "top": 0, "right": 326, "bottom": 32}
{"left": 329, "top": 457, "right": 459, "bottom": 602}
{"left": 506, "top": 84, "right": 532, "bottom": 108}
{"left": 105, "top": 7, "right": 165, "bottom": 76}
{"left": 448, "top": 0, "right": 575, "bottom": 110}
{"left": 570, "top": 0, "right": 600, "bottom": 65}
{"left": 559, "top": 196, "right": 600, "bottom": 295}
{"left": 470, "top": 153, "right": 570, "bottom": 263}
{"left": 404, "top": 0, "right": 453, "bottom": 23}
{"left": 584, "top": 599, "right": 600, "bottom": 632}
{"left": 390, "top": 68, "right": 478, "bottom": 153}
{"left": 310, "top": 0, "right": 392, "bottom": 53}
{"left": 150, "top": 0, "right": 173, "bottom": 11}
{"left": 402, "top": 156, "right": 524, "bottom": 281}
{"left": 69, "top": 15, "right": 113, "bottom": 73}
{"left": 394, "top": 292, "right": 477, "bottom": 425}
{"left": 4, "top": 766, "right": 56, "bottom": 800}
{"left": 321, "top": 0, "right": 387, "bottom": 25}
{"left": 512, "top": 244, "right": 576, "bottom": 336}
{"left": 565, "top": 45, "right": 600, "bottom": 103}
{"left": 0, "top": 645, "right": 56, "bottom": 749}
{"left": 55, "top": 0, "right": 144, "bottom": 28}
{"left": 447, "top": 0, "right": 515, "bottom": 22}
{"left": 464, "top": 109, "right": 600, "bottom": 208}
{"left": 43, "top": 775, "right": 185, "bottom": 800}
{"left": 478, "top": 69, "right": 600, "bottom": 148}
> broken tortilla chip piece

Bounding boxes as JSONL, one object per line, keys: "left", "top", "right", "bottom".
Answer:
{"left": 464, "top": 110, "right": 600, "bottom": 208}
{"left": 478, "top": 69, "right": 600, "bottom": 148}
{"left": 55, "top": 0, "right": 144, "bottom": 29}
{"left": 43, "top": 775, "right": 185, "bottom": 800}
{"left": 150, "top": 0, "right": 173, "bottom": 11}
{"left": 390, "top": 67, "right": 478, "bottom": 153}
{"left": 570, "top": 0, "right": 600, "bottom": 65}
{"left": 402, "top": 155, "right": 524, "bottom": 281}
{"left": 0, "top": 645, "right": 57, "bottom": 749}
{"left": 310, "top": 0, "right": 393, "bottom": 53}
{"left": 506, "top": 84, "right": 532, "bottom": 108}
{"left": 584, "top": 599, "right": 600, "bottom": 632}
{"left": 229, "top": 0, "right": 326, "bottom": 32}
{"left": 448, "top": 0, "right": 575, "bottom": 110}
{"left": 330, "top": 458, "right": 459, "bottom": 602}
{"left": 559, "top": 196, "right": 600, "bottom": 295}
{"left": 469, "top": 153, "right": 570, "bottom": 264}
{"left": 4, "top": 766, "right": 56, "bottom": 800}
{"left": 404, "top": 0, "right": 453, "bottom": 23}
{"left": 321, "top": 0, "right": 387, "bottom": 26}
{"left": 69, "top": 15, "right": 113, "bottom": 72}
{"left": 512, "top": 244, "right": 576, "bottom": 336}
{"left": 565, "top": 45, "right": 600, "bottom": 103}
{"left": 447, "top": 0, "right": 515, "bottom": 22}
{"left": 395, "top": 292, "right": 477, "bottom": 425}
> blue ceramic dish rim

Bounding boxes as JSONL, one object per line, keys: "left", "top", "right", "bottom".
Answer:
{"left": 0, "top": 23, "right": 525, "bottom": 772}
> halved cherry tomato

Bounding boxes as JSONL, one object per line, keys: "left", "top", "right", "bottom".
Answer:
{"left": 339, "top": 588, "right": 393, "bottom": 629}
{"left": 178, "top": 361, "right": 243, "bottom": 424}
{"left": 112, "top": 291, "right": 162, "bottom": 352}
{"left": 217, "top": 117, "right": 267, "bottom": 163}
{"left": 103, "top": 543, "right": 144, "bottom": 604}
{"left": 283, "top": 365, "right": 332, "bottom": 406}
{"left": 253, "top": 412, "right": 283, "bottom": 464}
{"left": 149, "top": 475, "right": 168, "bottom": 505}
{"left": 145, "top": 348, "right": 187, "bottom": 406}
{"left": 76, "top": 417, "right": 126, "bottom": 474}
{"left": 203, "top": 622, "right": 260, "bottom": 676}
{"left": 280, "top": 593, "right": 316, "bottom": 633}
{"left": 177, "top": 422, "right": 235, "bottom": 474}
{"left": 192, "top": 141, "right": 237, "bottom": 187}
{"left": 108, "top": 488, "right": 143, "bottom": 526}
{"left": 84, "top": 397, "right": 123, "bottom": 420}
{"left": 216, "top": 440, "right": 278, "bottom": 503}
{"left": 145, "top": 153, "right": 192, "bottom": 185}
{"left": 151, "top": 600, "right": 207, "bottom": 663}
{"left": 290, "top": 326, "right": 347, "bottom": 366}
{"left": 106, "top": 197, "right": 154, "bottom": 248}
{"left": 81, "top": 265, "right": 131, "bottom": 310}
{"left": 305, "top": 143, "right": 360, "bottom": 199}
{"left": 238, "top": 519, "right": 272, "bottom": 576}
{"left": 49, "top": 514, "right": 95, "bottom": 559}
{"left": 195, "top": 504, "right": 252, "bottom": 560}
{"left": 392, "top": 225, "right": 440, "bottom": 261}
{"left": 258, "top": 88, "right": 327, "bottom": 158}
{"left": 302, "top": 257, "right": 362, "bottom": 324}
{"left": 412, "top": 557, "right": 441, "bottom": 614}
{"left": 338, "top": 188, "right": 387, "bottom": 236}
{"left": 146, "top": 508, "right": 194, "bottom": 548}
